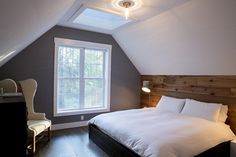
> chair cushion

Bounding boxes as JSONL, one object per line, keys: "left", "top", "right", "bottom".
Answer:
{"left": 27, "top": 120, "right": 51, "bottom": 135}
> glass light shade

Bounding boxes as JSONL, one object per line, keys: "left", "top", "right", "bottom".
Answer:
{"left": 142, "top": 81, "right": 151, "bottom": 93}
{"left": 142, "top": 87, "right": 150, "bottom": 93}
{"left": 125, "top": 8, "right": 129, "bottom": 20}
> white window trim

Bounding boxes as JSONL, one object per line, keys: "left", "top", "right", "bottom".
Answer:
{"left": 53, "top": 37, "right": 112, "bottom": 117}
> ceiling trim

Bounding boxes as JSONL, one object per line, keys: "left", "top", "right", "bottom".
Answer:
{"left": 64, "top": 4, "right": 137, "bottom": 34}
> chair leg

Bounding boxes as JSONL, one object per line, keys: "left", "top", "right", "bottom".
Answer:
{"left": 32, "top": 135, "right": 36, "bottom": 153}
{"left": 48, "top": 126, "right": 51, "bottom": 141}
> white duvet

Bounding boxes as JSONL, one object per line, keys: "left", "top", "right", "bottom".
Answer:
{"left": 89, "top": 108, "right": 235, "bottom": 157}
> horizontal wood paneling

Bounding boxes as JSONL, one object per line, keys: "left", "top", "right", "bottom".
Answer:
{"left": 141, "top": 75, "right": 236, "bottom": 133}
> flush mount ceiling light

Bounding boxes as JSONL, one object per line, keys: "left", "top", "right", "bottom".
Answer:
{"left": 112, "top": 0, "right": 142, "bottom": 20}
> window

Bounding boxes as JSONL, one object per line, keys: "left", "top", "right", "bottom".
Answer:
{"left": 54, "top": 38, "right": 111, "bottom": 116}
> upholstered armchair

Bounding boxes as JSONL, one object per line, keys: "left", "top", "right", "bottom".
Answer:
{"left": 19, "top": 79, "right": 51, "bottom": 153}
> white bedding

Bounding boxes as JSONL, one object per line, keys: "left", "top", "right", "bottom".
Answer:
{"left": 89, "top": 108, "right": 235, "bottom": 157}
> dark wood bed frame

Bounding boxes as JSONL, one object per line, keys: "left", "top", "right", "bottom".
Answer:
{"left": 89, "top": 124, "right": 230, "bottom": 157}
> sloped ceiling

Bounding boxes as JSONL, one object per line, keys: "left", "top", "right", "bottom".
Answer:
{"left": 0, "top": 0, "right": 75, "bottom": 67}
{"left": 113, "top": 0, "right": 236, "bottom": 75}
{"left": 1, "top": 0, "right": 236, "bottom": 75}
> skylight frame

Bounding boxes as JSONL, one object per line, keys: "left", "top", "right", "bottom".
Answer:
{"left": 68, "top": 5, "right": 135, "bottom": 33}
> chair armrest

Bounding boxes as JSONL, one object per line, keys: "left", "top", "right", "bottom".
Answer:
{"left": 28, "top": 112, "right": 47, "bottom": 120}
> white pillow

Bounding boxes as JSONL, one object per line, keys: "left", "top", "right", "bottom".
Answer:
{"left": 218, "top": 105, "right": 228, "bottom": 123}
{"left": 156, "top": 96, "right": 185, "bottom": 113}
{"left": 181, "top": 99, "right": 222, "bottom": 122}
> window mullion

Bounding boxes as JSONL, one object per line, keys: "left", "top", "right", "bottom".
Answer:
{"left": 102, "top": 50, "right": 106, "bottom": 106}
{"left": 80, "top": 48, "right": 85, "bottom": 109}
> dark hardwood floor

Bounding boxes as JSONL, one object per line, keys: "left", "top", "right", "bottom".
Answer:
{"left": 34, "top": 127, "right": 109, "bottom": 157}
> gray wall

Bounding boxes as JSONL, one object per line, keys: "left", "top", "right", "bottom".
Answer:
{"left": 0, "top": 26, "right": 140, "bottom": 124}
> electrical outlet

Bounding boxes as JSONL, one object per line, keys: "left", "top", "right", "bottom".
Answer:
{"left": 81, "top": 115, "right": 84, "bottom": 121}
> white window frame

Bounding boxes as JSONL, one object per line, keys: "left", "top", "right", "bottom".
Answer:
{"left": 54, "top": 37, "right": 112, "bottom": 117}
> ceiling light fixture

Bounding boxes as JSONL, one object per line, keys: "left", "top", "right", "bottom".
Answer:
{"left": 119, "top": 0, "right": 134, "bottom": 20}
{"left": 112, "top": 0, "right": 142, "bottom": 20}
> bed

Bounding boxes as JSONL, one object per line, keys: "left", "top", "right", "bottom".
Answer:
{"left": 89, "top": 97, "right": 236, "bottom": 157}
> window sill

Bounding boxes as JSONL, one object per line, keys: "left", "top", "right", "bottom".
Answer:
{"left": 54, "top": 107, "right": 110, "bottom": 117}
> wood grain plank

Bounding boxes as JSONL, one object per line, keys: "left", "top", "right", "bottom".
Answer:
{"left": 197, "top": 78, "right": 236, "bottom": 88}
{"left": 152, "top": 85, "right": 232, "bottom": 97}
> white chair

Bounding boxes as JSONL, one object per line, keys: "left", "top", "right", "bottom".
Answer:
{"left": 19, "top": 79, "right": 51, "bottom": 153}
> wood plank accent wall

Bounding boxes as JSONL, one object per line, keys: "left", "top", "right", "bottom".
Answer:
{"left": 141, "top": 75, "right": 236, "bottom": 133}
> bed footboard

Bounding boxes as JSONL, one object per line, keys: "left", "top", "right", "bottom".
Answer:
{"left": 195, "top": 141, "right": 230, "bottom": 157}
{"left": 89, "top": 124, "right": 140, "bottom": 157}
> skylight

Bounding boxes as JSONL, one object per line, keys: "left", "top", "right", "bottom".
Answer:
{"left": 72, "top": 8, "right": 132, "bottom": 30}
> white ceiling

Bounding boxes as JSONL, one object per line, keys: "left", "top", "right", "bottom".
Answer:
{"left": 0, "top": 0, "right": 75, "bottom": 67}
{"left": 58, "top": 0, "right": 190, "bottom": 34}
{"left": 1, "top": 0, "right": 236, "bottom": 75}
{"left": 113, "top": 0, "right": 236, "bottom": 75}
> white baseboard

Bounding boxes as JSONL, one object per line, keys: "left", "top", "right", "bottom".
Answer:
{"left": 52, "top": 121, "right": 89, "bottom": 130}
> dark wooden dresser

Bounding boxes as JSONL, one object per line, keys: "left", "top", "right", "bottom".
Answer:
{"left": 0, "top": 93, "right": 27, "bottom": 157}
